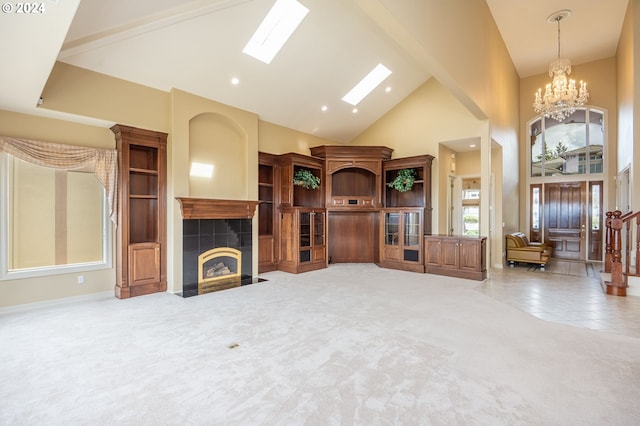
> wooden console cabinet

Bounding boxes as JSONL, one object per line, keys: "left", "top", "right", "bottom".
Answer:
{"left": 424, "top": 235, "right": 487, "bottom": 280}
{"left": 112, "top": 125, "right": 167, "bottom": 298}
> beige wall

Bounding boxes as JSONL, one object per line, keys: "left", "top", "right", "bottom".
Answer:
{"left": 617, "top": 0, "right": 640, "bottom": 213}
{"left": 356, "top": 0, "right": 519, "bottom": 268}
{"left": 42, "top": 62, "right": 170, "bottom": 133}
{"left": 0, "top": 110, "right": 115, "bottom": 307}
{"left": 258, "top": 121, "right": 340, "bottom": 155}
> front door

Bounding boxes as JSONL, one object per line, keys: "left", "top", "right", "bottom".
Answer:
{"left": 544, "top": 182, "right": 586, "bottom": 260}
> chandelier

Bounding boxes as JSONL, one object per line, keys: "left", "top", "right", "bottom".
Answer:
{"left": 533, "top": 10, "right": 589, "bottom": 121}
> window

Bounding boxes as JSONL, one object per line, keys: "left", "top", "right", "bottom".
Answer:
{"left": 1, "top": 154, "right": 111, "bottom": 279}
{"left": 530, "top": 108, "right": 604, "bottom": 177}
{"left": 461, "top": 178, "right": 480, "bottom": 236}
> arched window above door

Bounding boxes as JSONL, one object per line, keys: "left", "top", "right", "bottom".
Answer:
{"left": 530, "top": 108, "right": 604, "bottom": 177}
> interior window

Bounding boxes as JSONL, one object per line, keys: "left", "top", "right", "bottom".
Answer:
{"left": 1, "top": 154, "right": 110, "bottom": 278}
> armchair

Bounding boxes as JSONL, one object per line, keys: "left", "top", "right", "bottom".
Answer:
{"left": 505, "top": 232, "right": 552, "bottom": 269}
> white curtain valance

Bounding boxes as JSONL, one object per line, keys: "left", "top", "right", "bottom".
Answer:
{"left": 0, "top": 136, "right": 118, "bottom": 225}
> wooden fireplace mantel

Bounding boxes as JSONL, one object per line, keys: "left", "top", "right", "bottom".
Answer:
{"left": 176, "top": 198, "right": 259, "bottom": 219}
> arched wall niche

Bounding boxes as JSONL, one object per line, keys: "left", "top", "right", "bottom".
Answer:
{"left": 188, "top": 112, "right": 248, "bottom": 199}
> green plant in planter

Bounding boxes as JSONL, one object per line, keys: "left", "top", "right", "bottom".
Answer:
{"left": 387, "top": 168, "right": 416, "bottom": 192}
{"left": 293, "top": 169, "right": 321, "bottom": 189}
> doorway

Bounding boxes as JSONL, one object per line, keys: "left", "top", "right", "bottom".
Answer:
{"left": 530, "top": 181, "right": 603, "bottom": 261}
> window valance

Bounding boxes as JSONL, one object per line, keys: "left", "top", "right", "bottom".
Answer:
{"left": 0, "top": 136, "right": 118, "bottom": 225}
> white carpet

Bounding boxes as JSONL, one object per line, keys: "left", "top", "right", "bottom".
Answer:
{"left": 1, "top": 264, "right": 639, "bottom": 425}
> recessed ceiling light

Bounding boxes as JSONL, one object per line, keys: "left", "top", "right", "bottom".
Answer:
{"left": 321, "top": 105, "right": 328, "bottom": 112}
{"left": 342, "top": 63, "right": 392, "bottom": 106}
{"left": 469, "top": 144, "right": 477, "bottom": 148}
{"left": 352, "top": 108, "right": 358, "bottom": 114}
{"left": 385, "top": 86, "right": 392, "bottom": 93}
{"left": 231, "top": 77, "right": 240, "bottom": 85}
{"left": 243, "top": 0, "right": 309, "bottom": 64}
{"left": 190, "top": 162, "right": 214, "bottom": 178}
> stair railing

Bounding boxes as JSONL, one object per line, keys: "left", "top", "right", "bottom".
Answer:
{"left": 604, "top": 210, "right": 638, "bottom": 296}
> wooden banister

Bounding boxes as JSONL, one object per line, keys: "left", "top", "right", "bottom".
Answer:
{"left": 604, "top": 210, "right": 639, "bottom": 296}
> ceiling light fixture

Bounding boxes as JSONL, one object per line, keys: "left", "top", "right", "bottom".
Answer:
{"left": 533, "top": 10, "right": 589, "bottom": 122}
{"left": 231, "top": 77, "right": 240, "bottom": 85}
{"left": 321, "top": 105, "right": 328, "bottom": 112}
{"left": 242, "top": 0, "right": 309, "bottom": 64}
{"left": 352, "top": 108, "right": 358, "bottom": 114}
{"left": 342, "top": 63, "right": 392, "bottom": 106}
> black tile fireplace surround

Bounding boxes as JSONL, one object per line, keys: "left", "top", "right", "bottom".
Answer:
{"left": 181, "top": 218, "right": 253, "bottom": 297}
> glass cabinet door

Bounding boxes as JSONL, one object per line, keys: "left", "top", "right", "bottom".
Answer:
{"left": 299, "top": 211, "right": 311, "bottom": 248}
{"left": 404, "top": 212, "right": 420, "bottom": 247}
{"left": 313, "top": 211, "right": 325, "bottom": 246}
{"left": 385, "top": 212, "right": 400, "bottom": 245}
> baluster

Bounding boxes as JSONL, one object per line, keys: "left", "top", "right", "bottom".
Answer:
{"left": 605, "top": 210, "right": 626, "bottom": 296}
{"left": 604, "top": 211, "right": 613, "bottom": 273}
{"left": 625, "top": 220, "right": 631, "bottom": 283}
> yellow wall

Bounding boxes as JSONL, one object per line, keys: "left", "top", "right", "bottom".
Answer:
{"left": 617, "top": 0, "right": 640, "bottom": 213}
{"left": 42, "top": 62, "right": 170, "bottom": 133}
{"left": 258, "top": 121, "right": 339, "bottom": 155}
{"left": 188, "top": 113, "right": 248, "bottom": 199}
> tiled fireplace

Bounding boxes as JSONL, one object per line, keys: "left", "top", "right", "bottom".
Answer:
{"left": 177, "top": 198, "right": 258, "bottom": 297}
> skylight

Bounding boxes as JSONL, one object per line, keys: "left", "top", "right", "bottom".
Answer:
{"left": 342, "top": 64, "right": 392, "bottom": 106}
{"left": 243, "top": 0, "right": 309, "bottom": 64}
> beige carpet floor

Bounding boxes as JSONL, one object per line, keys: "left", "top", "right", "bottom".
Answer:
{"left": 1, "top": 264, "right": 639, "bottom": 425}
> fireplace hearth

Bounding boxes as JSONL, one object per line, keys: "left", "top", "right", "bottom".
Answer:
{"left": 177, "top": 198, "right": 261, "bottom": 298}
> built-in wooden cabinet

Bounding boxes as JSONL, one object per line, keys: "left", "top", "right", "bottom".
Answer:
{"left": 383, "top": 155, "right": 434, "bottom": 234}
{"left": 424, "top": 235, "right": 487, "bottom": 280}
{"left": 274, "top": 153, "right": 326, "bottom": 273}
{"left": 258, "top": 152, "right": 278, "bottom": 273}
{"left": 279, "top": 207, "right": 326, "bottom": 273}
{"left": 310, "top": 146, "right": 392, "bottom": 264}
{"left": 379, "top": 208, "right": 424, "bottom": 272}
{"left": 310, "top": 145, "right": 392, "bottom": 210}
{"left": 257, "top": 147, "right": 486, "bottom": 279}
{"left": 277, "top": 153, "right": 324, "bottom": 208}
{"left": 377, "top": 155, "right": 434, "bottom": 272}
{"left": 112, "top": 124, "right": 167, "bottom": 298}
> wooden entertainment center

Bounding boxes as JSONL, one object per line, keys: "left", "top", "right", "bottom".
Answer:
{"left": 258, "top": 146, "right": 486, "bottom": 280}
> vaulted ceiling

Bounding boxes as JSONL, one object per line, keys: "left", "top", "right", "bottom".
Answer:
{"left": 0, "top": 0, "right": 629, "bottom": 142}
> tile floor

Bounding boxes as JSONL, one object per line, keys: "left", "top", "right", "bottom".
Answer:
{"left": 477, "top": 261, "right": 640, "bottom": 338}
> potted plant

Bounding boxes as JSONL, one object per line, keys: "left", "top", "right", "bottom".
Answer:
{"left": 293, "top": 169, "right": 321, "bottom": 189}
{"left": 387, "top": 168, "right": 416, "bottom": 192}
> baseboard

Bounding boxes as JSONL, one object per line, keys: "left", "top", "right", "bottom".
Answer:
{"left": 0, "top": 291, "right": 114, "bottom": 315}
